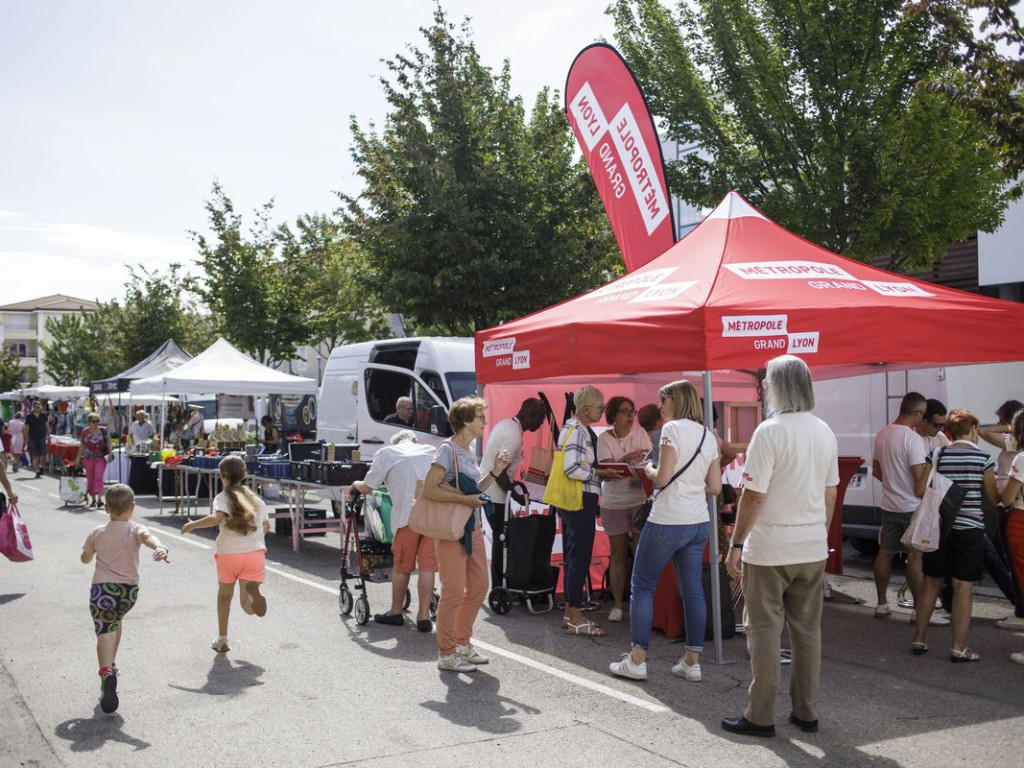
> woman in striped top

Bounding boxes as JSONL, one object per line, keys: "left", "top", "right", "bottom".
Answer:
{"left": 912, "top": 409, "right": 997, "bottom": 662}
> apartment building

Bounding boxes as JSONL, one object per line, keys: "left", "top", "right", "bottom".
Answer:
{"left": 0, "top": 294, "right": 98, "bottom": 385}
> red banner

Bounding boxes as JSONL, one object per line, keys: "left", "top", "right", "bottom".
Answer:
{"left": 565, "top": 43, "right": 675, "bottom": 272}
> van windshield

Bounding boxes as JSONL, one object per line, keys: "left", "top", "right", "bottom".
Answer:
{"left": 445, "top": 372, "right": 478, "bottom": 401}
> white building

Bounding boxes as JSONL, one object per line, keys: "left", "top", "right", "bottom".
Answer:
{"left": 0, "top": 294, "right": 98, "bottom": 385}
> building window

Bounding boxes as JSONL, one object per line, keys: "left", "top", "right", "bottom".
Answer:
{"left": 4, "top": 314, "right": 32, "bottom": 330}
{"left": 9, "top": 342, "right": 27, "bottom": 357}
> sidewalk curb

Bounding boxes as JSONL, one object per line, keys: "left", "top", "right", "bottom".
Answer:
{"left": 0, "top": 655, "right": 63, "bottom": 768}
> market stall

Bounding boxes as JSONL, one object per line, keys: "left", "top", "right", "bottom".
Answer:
{"left": 476, "top": 190, "right": 1024, "bottom": 662}
{"left": 131, "top": 338, "right": 323, "bottom": 537}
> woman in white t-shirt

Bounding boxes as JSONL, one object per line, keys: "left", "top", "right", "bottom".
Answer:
{"left": 609, "top": 380, "right": 720, "bottom": 683}
{"left": 979, "top": 399, "right": 1023, "bottom": 492}
{"left": 1000, "top": 409, "right": 1024, "bottom": 659}
{"left": 181, "top": 455, "right": 270, "bottom": 652}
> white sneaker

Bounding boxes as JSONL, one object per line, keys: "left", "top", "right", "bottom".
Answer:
{"left": 671, "top": 658, "right": 702, "bottom": 682}
{"left": 456, "top": 644, "right": 489, "bottom": 665}
{"left": 874, "top": 603, "right": 891, "bottom": 618}
{"left": 211, "top": 636, "right": 230, "bottom": 653}
{"left": 608, "top": 607, "right": 624, "bottom": 622}
{"left": 609, "top": 653, "right": 647, "bottom": 680}
{"left": 996, "top": 615, "right": 1024, "bottom": 630}
{"left": 438, "top": 654, "right": 477, "bottom": 672}
{"left": 909, "top": 612, "right": 950, "bottom": 626}
{"left": 1010, "top": 652, "right": 1024, "bottom": 665}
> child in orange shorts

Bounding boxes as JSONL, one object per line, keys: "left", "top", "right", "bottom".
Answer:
{"left": 181, "top": 455, "right": 269, "bottom": 652}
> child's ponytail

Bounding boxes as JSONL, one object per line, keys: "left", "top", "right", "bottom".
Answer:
{"left": 218, "top": 455, "right": 260, "bottom": 534}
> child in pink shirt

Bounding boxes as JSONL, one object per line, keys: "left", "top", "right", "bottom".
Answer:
{"left": 81, "top": 483, "right": 169, "bottom": 714}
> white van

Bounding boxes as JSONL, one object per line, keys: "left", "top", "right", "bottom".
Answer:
{"left": 317, "top": 337, "right": 477, "bottom": 459}
{"left": 814, "top": 362, "right": 1024, "bottom": 553}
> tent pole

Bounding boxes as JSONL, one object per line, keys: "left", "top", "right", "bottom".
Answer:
{"left": 703, "top": 370, "right": 726, "bottom": 665}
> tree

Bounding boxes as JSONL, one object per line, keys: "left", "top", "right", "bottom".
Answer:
{"left": 927, "top": 1, "right": 1024, "bottom": 197}
{"left": 275, "top": 214, "right": 392, "bottom": 369}
{"left": 611, "top": 0, "right": 1010, "bottom": 271}
{"left": 341, "top": 5, "right": 619, "bottom": 335}
{"left": 188, "top": 183, "right": 305, "bottom": 365}
{"left": 119, "top": 264, "right": 215, "bottom": 367}
{"left": 41, "top": 304, "right": 125, "bottom": 385}
{"left": 40, "top": 314, "right": 93, "bottom": 385}
{"left": 0, "top": 346, "right": 22, "bottom": 392}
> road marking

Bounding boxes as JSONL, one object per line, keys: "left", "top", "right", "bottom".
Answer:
{"left": 468, "top": 639, "right": 669, "bottom": 713}
{"left": 160, "top": 531, "right": 212, "bottom": 550}
{"left": 102, "top": 507, "right": 664, "bottom": 712}
{"left": 265, "top": 565, "right": 337, "bottom": 595}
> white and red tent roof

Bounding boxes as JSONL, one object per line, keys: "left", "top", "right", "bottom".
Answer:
{"left": 476, "top": 191, "right": 1024, "bottom": 384}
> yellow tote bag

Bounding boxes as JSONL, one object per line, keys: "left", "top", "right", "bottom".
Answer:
{"left": 542, "top": 424, "right": 583, "bottom": 511}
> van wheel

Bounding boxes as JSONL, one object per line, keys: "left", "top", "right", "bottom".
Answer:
{"left": 849, "top": 537, "right": 879, "bottom": 557}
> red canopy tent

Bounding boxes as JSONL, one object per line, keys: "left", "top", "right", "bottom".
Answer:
{"left": 476, "top": 191, "right": 1024, "bottom": 662}
{"left": 476, "top": 191, "right": 1024, "bottom": 384}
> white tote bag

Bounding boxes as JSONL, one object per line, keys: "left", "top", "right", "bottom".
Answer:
{"left": 901, "top": 460, "right": 949, "bottom": 553}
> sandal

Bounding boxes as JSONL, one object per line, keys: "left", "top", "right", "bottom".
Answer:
{"left": 911, "top": 642, "right": 929, "bottom": 656}
{"left": 950, "top": 647, "right": 980, "bottom": 663}
{"left": 566, "top": 619, "right": 606, "bottom": 637}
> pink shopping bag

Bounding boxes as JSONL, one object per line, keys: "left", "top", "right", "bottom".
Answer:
{"left": 0, "top": 503, "right": 34, "bottom": 562}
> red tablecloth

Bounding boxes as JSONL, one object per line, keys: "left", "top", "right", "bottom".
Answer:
{"left": 47, "top": 440, "right": 80, "bottom": 463}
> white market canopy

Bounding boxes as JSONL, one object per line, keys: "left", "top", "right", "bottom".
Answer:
{"left": 130, "top": 337, "right": 318, "bottom": 396}
{"left": 14, "top": 384, "right": 90, "bottom": 399}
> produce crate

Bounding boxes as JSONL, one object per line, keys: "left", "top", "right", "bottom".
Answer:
{"left": 274, "top": 507, "right": 327, "bottom": 537}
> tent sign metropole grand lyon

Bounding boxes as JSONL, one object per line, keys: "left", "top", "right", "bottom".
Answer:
{"left": 475, "top": 191, "right": 1024, "bottom": 384}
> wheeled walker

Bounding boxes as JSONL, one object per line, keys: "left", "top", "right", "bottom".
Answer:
{"left": 338, "top": 493, "right": 437, "bottom": 625}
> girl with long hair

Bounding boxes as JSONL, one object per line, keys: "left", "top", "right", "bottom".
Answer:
{"left": 181, "top": 455, "right": 270, "bottom": 652}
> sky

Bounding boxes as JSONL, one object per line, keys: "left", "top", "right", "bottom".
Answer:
{"left": 0, "top": 1, "right": 617, "bottom": 307}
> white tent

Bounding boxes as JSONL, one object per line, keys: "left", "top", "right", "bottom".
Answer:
{"left": 130, "top": 338, "right": 318, "bottom": 396}
{"left": 28, "top": 384, "right": 90, "bottom": 399}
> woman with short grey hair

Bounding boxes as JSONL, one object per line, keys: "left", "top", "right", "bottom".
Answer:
{"left": 722, "top": 355, "right": 839, "bottom": 738}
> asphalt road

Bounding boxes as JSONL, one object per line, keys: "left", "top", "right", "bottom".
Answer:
{"left": 2, "top": 473, "right": 1023, "bottom": 768}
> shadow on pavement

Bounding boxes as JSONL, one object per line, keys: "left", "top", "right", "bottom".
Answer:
{"left": 0, "top": 593, "right": 26, "bottom": 606}
{"left": 168, "top": 653, "right": 265, "bottom": 696}
{"left": 342, "top": 616, "right": 439, "bottom": 664}
{"left": 420, "top": 670, "right": 541, "bottom": 735}
{"left": 54, "top": 704, "right": 151, "bottom": 752}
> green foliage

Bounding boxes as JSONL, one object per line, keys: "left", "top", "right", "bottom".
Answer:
{"left": 275, "top": 214, "right": 392, "bottom": 366}
{"left": 927, "top": 1, "right": 1024, "bottom": 198}
{"left": 341, "top": 5, "right": 619, "bottom": 335}
{"left": 0, "top": 346, "right": 22, "bottom": 392}
{"left": 187, "top": 183, "right": 299, "bottom": 365}
{"left": 120, "top": 264, "right": 215, "bottom": 365}
{"left": 612, "top": 0, "right": 1010, "bottom": 270}
{"left": 40, "top": 314, "right": 93, "bottom": 385}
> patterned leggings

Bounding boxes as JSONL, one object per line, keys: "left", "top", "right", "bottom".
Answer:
{"left": 90, "top": 583, "right": 138, "bottom": 635}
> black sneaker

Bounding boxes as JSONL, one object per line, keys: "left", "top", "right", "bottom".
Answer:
{"left": 373, "top": 612, "right": 404, "bottom": 626}
{"left": 100, "top": 673, "right": 119, "bottom": 713}
{"left": 35, "top": 471, "right": 42, "bottom": 478}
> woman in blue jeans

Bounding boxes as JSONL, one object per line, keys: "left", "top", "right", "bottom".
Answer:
{"left": 609, "top": 380, "right": 721, "bottom": 681}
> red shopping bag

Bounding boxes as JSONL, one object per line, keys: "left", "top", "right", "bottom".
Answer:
{"left": 0, "top": 503, "right": 34, "bottom": 562}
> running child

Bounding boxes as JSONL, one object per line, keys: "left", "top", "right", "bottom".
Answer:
{"left": 81, "top": 483, "right": 170, "bottom": 714}
{"left": 181, "top": 455, "right": 269, "bottom": 652}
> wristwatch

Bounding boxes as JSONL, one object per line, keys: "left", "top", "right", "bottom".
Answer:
{"left": 729, "top": 540, "right": 743, "bottom": 550}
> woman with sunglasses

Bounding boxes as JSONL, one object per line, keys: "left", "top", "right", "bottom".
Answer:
{"left": 596, "top": 396, "right": 651, "bottom": 624}
{"left": 75, "top": 412, "right": 112, "bottom": 508}
{"left": 557, "top": 386, "right": 623, "bottom": 636}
